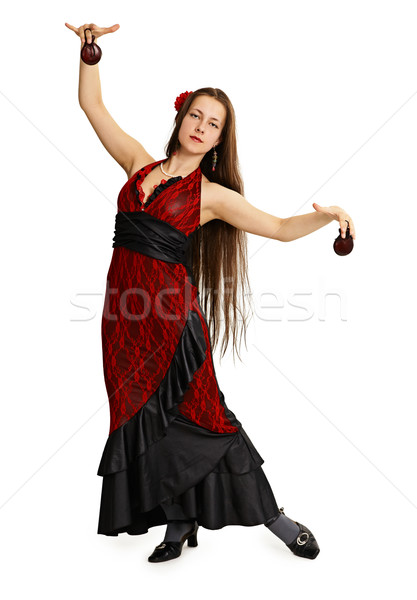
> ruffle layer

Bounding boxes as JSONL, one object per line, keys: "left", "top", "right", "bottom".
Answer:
{"left": 97, "top": 307, "right": 280, "bottom": 536}
{"left": 97, "top": 308, "right": 207, "bottom": 476}
{"left": 97, "top": 413, "right": 280, "bottom": 535}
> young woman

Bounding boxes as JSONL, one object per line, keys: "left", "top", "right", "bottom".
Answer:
{"left": 66, "top": 22, "right": 356, "bottom": 563}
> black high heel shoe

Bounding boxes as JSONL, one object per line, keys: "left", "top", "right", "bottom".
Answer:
{"left": 278, "top": 507, "right": 320, "bottom": 560}
{"left": 148, "top": 520, "right": 199, "bottom": 563}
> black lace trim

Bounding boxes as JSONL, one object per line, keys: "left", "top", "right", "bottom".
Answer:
{"left": 135, "top": 174, "right": 182, "bottom": 208}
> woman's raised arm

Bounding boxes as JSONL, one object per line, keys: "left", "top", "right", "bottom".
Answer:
{"left": 65, "top": 22, "right": 153, "bottom": 176}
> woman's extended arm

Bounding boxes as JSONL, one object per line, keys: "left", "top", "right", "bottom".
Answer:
{"left": 207, "top": 183, "right": 356, "bottom": 242}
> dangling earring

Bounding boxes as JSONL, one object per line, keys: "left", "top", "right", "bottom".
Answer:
{"left": 212, "top": 145, "right": 218, "bottom": 172}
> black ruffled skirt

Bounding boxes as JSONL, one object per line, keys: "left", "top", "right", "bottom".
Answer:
{"left": 97, "top": 309, "right": 280, "bottom": 536}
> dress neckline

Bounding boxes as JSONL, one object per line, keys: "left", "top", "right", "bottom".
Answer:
{"left": 136, "top": 159, "right": 201, "bottom": 210}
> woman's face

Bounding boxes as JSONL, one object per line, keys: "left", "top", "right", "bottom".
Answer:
{"left": 178, "top": 95, "right": 226, "bottom": 155}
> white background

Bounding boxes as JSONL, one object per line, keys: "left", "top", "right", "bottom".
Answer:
{"left": 1, "top": 0, "right": 416, "bottom": 597}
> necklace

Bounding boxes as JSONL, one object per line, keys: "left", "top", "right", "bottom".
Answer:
{"left": 160, "top": 160, "right": 197, "bottom": 179}
{"left": 160, "top": 161, "right": 180, "bottom": 178}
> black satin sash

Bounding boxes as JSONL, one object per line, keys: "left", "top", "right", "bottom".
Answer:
{"left": 112, "top": 211, "right": 199, "bottom": 284}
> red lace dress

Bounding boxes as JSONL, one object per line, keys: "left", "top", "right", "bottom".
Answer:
{"left": 97, "top": 158, "right": 279, "bottom": 535}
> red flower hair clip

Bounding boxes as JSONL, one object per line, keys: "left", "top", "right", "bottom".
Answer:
{"left": 174, "top": 91, "right": 193, "bottom": 112}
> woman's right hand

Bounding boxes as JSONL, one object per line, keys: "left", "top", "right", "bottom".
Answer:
{"left": 64, "top": 22, "right": 120, "bottom": 44}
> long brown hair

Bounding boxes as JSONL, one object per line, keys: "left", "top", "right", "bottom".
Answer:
{"left": 164, "top": 87, "right": 254, "bottom": 363}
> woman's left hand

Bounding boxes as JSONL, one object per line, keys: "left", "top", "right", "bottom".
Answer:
{"left": 312, "top": 203, "right": 356, "bottom": 240}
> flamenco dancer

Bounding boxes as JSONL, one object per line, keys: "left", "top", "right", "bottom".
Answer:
{"left": 66, "top": 22, "right": 356, "bottom": 563}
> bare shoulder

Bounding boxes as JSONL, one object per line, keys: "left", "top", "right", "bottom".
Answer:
{"left": 201, "top": 176, "right": 284, "bottom": 238}
{"left": 200, "top": 177, "right": 242, "bottom": 226}
{"left": 125, "top": 152, "right": 157, "bottom": 180}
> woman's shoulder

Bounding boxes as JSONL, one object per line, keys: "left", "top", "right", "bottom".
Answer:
{"left": 200, "top": 176, "right": 243, "bottom": 226}
{"left": 201, "top": 176, "right": 240, "bottom": 201}
{"left": 126, "top": 153, "right": 157, "bottom": 179}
